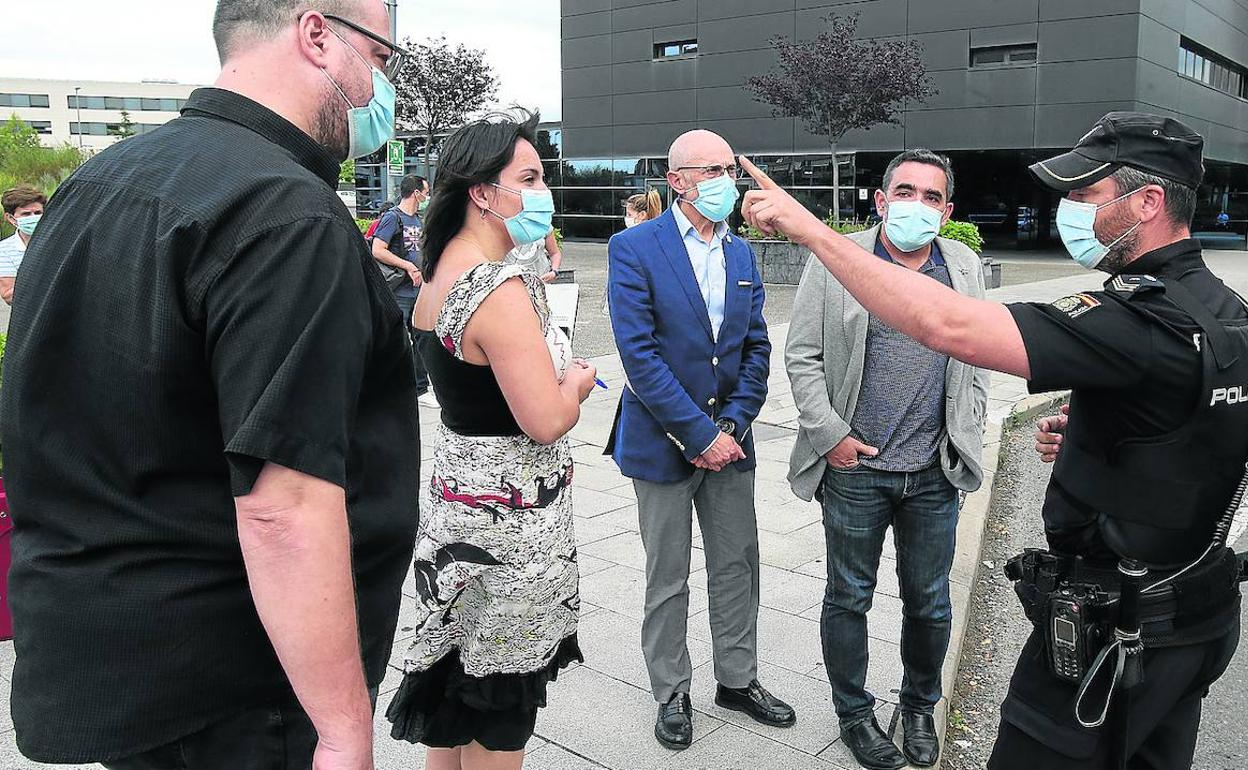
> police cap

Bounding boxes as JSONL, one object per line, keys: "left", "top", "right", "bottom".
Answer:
{"left": 1029, "top": 112, "right": 1204, "bottom": 192}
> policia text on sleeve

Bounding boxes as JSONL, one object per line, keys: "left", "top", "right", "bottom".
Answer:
{"left": 737, "top": 112, "right": 1248, "bottom": 770}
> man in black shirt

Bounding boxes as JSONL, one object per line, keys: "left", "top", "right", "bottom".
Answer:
{"left": 1, "top": 2, "right": 418, "bottom": 768}
{"left": 738, "top": 113, "right": 1245, "bottom": 769}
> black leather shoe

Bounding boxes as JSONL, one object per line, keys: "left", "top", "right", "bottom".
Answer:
{"left": 714, "top": 679, "right": 797, "bottom": 727}
{"left": 900, "top": 711, "right": 939, "bottom": 767}
{"left": 654, "top": 693, "right": 692, "bottom": 750}
{"left": 841, "top": 716, "right": 907, "bottom": 770}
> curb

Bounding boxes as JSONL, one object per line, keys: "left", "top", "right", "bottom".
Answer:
{"left": 934, "top": 390, "right": 1069, "bottom": 766}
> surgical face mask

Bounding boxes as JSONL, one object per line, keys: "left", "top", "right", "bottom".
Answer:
{"left": 15, "top": 213, "right": 40, "bottom": 236}
{"left": 322, "top": 29, "right": 396, "bottom": 159}
{"left": 1056, "top": 188, "right": 1143, "bottom": 270}
{"left": 488, "top": 183, "right": 555, "bottom": 246}
{"left": 683, "top": 173, "right": 739, "bottom": 223}
{"left": 883, "top": 200, "right": 943, "bottom": 252}
{"left": 624, "top": 215, "right": 638, "bottom": 228}
{"left": 418, "top": 197, "right": 429, "bottom": 213}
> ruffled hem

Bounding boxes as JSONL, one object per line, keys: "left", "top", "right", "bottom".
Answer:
{"left": 385, "top": 634, "right": 583, "bottom": 744}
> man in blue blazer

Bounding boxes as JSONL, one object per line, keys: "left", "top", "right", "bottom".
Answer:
{"left": 606, "top": 130, "right": 795, "bottom": 751}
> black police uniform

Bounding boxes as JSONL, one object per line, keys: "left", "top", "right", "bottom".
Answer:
{"left": 985, "top": 113, "right": 1248, "bottom": 769}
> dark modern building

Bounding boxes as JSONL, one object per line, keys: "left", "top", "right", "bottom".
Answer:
{"left": 558, "top": 0, "right": 1248, "bottom": 247}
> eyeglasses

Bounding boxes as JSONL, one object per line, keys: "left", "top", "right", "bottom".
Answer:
{"left": 323, "top": 13, "right": 410, "bottom": 79}
{"left": 674, "top": 164, "right": 742, "bottom": 180}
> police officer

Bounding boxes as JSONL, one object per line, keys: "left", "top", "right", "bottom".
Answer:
{"left": 737, "top": 113, "right": 1247, "bottom": 770}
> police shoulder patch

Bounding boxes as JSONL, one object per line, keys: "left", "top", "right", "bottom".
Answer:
{"left": 1051, "top": 293, "right": 1102, "bottom": 319}
{"left": 1107, "top": 274, "right": 1165, "bottom": 296}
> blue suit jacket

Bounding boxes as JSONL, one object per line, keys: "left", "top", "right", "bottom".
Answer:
{"left": 605, "top": 208, "right": 771, "bottom": 483}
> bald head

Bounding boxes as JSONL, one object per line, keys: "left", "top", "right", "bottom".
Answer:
{"left": 668, "top": 129, "right": 734, "bottom": 171}
{"left": 212, "top": 0, "right": 382, "bottom": 62}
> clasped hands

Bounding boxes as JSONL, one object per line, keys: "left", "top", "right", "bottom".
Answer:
{"left": 694, "top": 431, "right": 746, "bottom": 472}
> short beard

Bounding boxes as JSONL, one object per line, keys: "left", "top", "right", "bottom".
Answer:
{"left": 1095, "top": 210, "right": 1142, "bottom": 275}
{"left": 312, "top": 87, "right": 350, "bottom": 162}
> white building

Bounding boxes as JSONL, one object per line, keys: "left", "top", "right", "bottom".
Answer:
{"left": 1, "top": 77, "right": 202, "bottom": 152}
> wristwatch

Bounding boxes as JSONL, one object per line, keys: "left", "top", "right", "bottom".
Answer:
{"left": 716, "top": 418, "right": 737, "bottom": 437}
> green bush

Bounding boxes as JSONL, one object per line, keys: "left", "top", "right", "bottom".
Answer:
{"left": 0, "top": 115, "right": 84, "bottom": 239}
{"left": 738, "top": 215, "right": 869, "bottom": 242}
{"left": 355, "top": 218, "right": 372, "bottom": 234}
{"left": 939, "top": 220, "right": 984, "bottom": 254}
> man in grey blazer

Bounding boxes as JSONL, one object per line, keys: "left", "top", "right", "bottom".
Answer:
{"left": 785, "top": 150, "right": 989, "bottom": 770}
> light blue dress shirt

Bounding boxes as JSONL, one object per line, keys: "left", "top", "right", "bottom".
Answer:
{"left": 670, "top": 201, "right": 729, "bottom": 341}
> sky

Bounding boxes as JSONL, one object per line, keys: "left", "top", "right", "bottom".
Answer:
{"left": 2, "top": 0, "right": 563, "bottom": 119}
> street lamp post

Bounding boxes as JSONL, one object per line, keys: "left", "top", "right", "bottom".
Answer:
{"left": 73, "top": 86, "right": 83, "bottom": 151}
{"left": 381, "top": 0, "right": 399, "bottom": 204}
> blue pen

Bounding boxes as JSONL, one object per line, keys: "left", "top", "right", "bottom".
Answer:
{"left": 594, "top": 377, "right": 609, "bottom": 389}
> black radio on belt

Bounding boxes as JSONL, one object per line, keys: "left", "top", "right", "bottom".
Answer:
{"left": 1047, "top": 583, "right": 1107, "bottom": 683}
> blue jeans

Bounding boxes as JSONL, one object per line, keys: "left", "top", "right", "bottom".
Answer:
{"left": 395, "top": 289, "right": 428, "bottom": 394}
{"left": 819, "top": 463, "right": 958, "bottom": 728}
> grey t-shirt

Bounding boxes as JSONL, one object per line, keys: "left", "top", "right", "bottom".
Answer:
{"left": 851, "top": 238, "right": 951, "bottom": 472}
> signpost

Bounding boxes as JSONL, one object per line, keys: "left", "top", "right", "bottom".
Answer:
{"left": 387, "top": 139, "right": 405, "bottom": 178}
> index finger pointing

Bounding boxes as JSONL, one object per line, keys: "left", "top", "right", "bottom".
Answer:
{"left": 739, "top": 155, "right": 779, "bottom": 190}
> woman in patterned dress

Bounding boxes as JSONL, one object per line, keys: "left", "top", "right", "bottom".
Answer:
{"left": 385, "top": 111, "right": 597, "bottom": 770}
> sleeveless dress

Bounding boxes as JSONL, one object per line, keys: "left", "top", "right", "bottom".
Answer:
{"left": 386, "top": 261, "right": 582, "bottom": 752}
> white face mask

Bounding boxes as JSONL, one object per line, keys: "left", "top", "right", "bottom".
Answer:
{"left": 624, "top": 216, "right": 638, "bottom": 228}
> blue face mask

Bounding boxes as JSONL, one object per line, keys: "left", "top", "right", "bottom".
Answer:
{"left": 684, "top": 173, "right": 739, "bottom": 223}
{"left": 323, "top": 30, "right": 396, "bottom": 159}
{"left": 883, "top": 200, "right": 944, "bottom": 252}
{"left": 490, "top": 183, "right": 555, "bottom": 247}
{"left": 1056, "top": 188, "right": 1142, "bottom": 270}
{"left": 15, "top": 214, "right": 40, "bottom": 236}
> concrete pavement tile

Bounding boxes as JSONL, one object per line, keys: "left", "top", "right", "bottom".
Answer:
{"left": 757, "top": 526, "right": 826, "bottom": 570}
{"left": 522, "top": 741, "right": 610, "bottom": 768}
{"left": 687, "top": 605, "right": 823, "bottom": 677}
{"left": 577, "top": 553, "right": 615, "bottom": 578}
{"left": 0, "top": 642, "right": 13, "bottom": 683}
{"left": 572, "top": 487, "right": 636, "bottom": 519}
{"left": 581, "top": 530, "right": 707, "bottom": 575}
{"left": 688, "top": 659, "right": 839, "bottom": 756}
{"left": 579, "top": 563, "right": 709, "bottom": 622}
{"left": 756, "top": 563, "right": 826, "bottom": 615}
{"left": 572, "top": 463, "right": 631, "bottom": 493}
{"left": 757, "top": 498, "right": 822, "bottom": 535}
{"left": 0, "top": 679, "right": 10, "bottom": 733}
{"left": 535, "top": 666, "right": 725, "bottom": 770}
{"left": 380, "top": 661, "right": 404, "bottom": 697}
{"left": 574, "top": 512, "right": 630, "bottom": 548}
{"left": 658, "top": 721, "right": 835, "bottom": 770}
{"left": 0, "top": 729, "right": 96, "bottom": 770}
{"left": 577, "top": 608, "right": 713, "bottom": 693}
{"left": 571, "top": 443, "right": 620, "bottom": 468}
{"left": 750, "top": 456, "right": 794, "bottom": 484}
{"left": 589, "top": 504, "right": 641, "bottom": 534}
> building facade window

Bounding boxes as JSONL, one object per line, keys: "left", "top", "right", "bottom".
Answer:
{"left": 70, "top": 121, "right": 162, "bottom": 136}
{"left": 969, "top": 43, "right": 1037, "bottom": 67}
{"left": 1178, "top": 38, "right": 1247, "bottom": 98}
{"left": 0, "top": 93, "right": 51, "bottom": 108}
{"left": 654, "top": 39, "right": 698, "bottom": 59}
{"left": 21, "top": 120, "right": 52, "bottom": 135}
{"left": 68, "top": 95, "right": 189, "bottom": 111}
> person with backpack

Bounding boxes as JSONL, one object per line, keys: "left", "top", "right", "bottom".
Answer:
{"left": 373, "top": 174, "right": 433, "bottom": 404}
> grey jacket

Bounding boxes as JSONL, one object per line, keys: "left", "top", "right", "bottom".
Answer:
{"left": 785, "top": 226, "right": 991, "bottom": 501}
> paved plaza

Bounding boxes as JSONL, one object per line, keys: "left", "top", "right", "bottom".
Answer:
{"left": 3, "top": 253, "right": 1248, "bottom": 769}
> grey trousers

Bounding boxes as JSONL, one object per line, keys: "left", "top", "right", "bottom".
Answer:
{"left": 633, "top": 465, "right": 761, "bottom": 703}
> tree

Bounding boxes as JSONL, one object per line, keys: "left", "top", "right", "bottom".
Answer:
{"left": 0, "top": 115, "right": 83, "bottom": 236}
{"left": 110, "top": 110, "right": 137, "bottom": 140}
{"left": 745, "top": 13, "right": 936, "bottom": 223}
{"left": 339, "top": 159, "right": 356, "bottom": 186}
{"left": 393, "top": 35, "right": 499, "bottom": 179}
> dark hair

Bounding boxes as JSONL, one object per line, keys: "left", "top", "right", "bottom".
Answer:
{"left": 212, "top": 1, "right": 359, "bottom": 62}
{"left": 421, "top": 109, "right": 540, "bottom": 279}
{"left": 2, "top": 185, "right": 46, "bottom": 216}
{"left": 883, "top": 148, "right": 955, "bottom": 201}
{"left": 400, "top": 174, "right": 427, "bottom": 200}
{"left": 1111, "top": 166, "right": 1197, "bottom": 228}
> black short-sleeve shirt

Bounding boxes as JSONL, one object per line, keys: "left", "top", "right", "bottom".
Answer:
{"left": 1006, "top": 240, "right": 1241, "bottom": 557}
{"left": 0, "top": 88, "right": 420, "bottom": 762}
